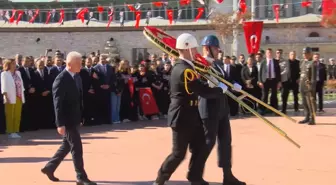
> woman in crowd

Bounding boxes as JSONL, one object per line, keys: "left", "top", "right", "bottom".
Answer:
{"left": 160, "top": 62, "right": 172, "bottom": 117}
{"left": 241, "top": 56, "right": 259, "bottom": 111}
{"left": 134, "top": 63, "right": 159, "bottom": 120}
{"left": 115, "top": 59, "right": 132, "bottom": 123}
{"left": 1, "top": 59, "right": 25, "bottom": 138}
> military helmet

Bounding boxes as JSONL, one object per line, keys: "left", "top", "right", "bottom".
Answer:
{"left": 176, "top": 33, "right": 199, "bottom": 50}
{"left": 302, "top": 47, "right": 312, "bottom": 54}
{"left": 200, "top": 35, "right": 220, "bottom": 48}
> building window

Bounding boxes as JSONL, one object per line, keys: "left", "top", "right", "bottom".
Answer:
{"left": 186, "top": 6, "right": 192, "bottom": 19}
{"left": 127, "top": 9, "right": 134, "bottom": 21}
{"left": 279, "top": 0, "right": 286, "bottom": 17}
{"left": 265, "top": 0, "right": 273, "bottom": 18}
{"left": 255, "top": 0, "right": 260, "bottom": 19}
{"left": 292, "top": 0, "right": 301, "bottom": 16}
{"left": 308, "top": 32, "right": 320, "bottom": 37}
{"left": 306, "top": 3, "right": 314, "bottom": 14}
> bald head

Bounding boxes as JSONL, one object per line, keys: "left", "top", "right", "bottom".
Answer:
{"left": 66, "top": 51, "right": 82, "bottom": 73}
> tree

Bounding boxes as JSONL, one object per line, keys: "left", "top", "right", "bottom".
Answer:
{"left": 209, "top": 11, "right": 252, "bottom": 54}
{"left": 274, "top": 23, "right": 306, "bottom": 52}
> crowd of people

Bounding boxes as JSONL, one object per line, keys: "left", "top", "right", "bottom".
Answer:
{"left": 0, "top": 52, "right": 173, "bottom": 138}
{"left": 0, "top": 48, "right": 333, "bottom": 138}
{"left": 218, "top": 49, "right": 330, "bottom": 117}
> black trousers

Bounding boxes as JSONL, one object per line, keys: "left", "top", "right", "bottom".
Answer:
{"left": 261, "top": 79, "right": 278, "bottom": 112}
{"left": 316, "top": 81, "right": 324, "bottom": 111}
{"left": 157, "top": 126, "right": 207, "bottom": 182}
{"left": 202, "top": 116, "right": 232, "bottom": 169}
{"left": 96, "top": 91, "right": 111, "bottom": 124}
{"left": 227, "top": 90, "right": 239, "bottom": 116}
{"left": 281, "top": 81, "right": 299, "bottom": 112}
{"left": 44, "top": 127, "right": 88, "bottom": 180}
{"left": 83, "top": 93, "right": 98, "bottom": 125}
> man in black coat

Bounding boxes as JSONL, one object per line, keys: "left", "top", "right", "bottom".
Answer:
{"left": 18, "top": 57, "right": 37, "bottom": 131}
{"left": 93, "top": 54, "right": 116, "bottom": 124}
{"left": 313, "top": 53, "right": 327, "bottom": 112}
{"left": 282, "top": 51, "right": 300, "bottom": 113}
{"left": 199, "top": 35, "right": 245, "bottom": 185}
{"left": 258, "top": 48, "right": 281, "bottom": 114}
{"left": 79, "top": 57, "right": 99, "bottom": 125}
{"left": 41, "top": 52, "right": 96, "bottom": 185}
{"left": 0, "top": 67, "right": 5, "bottom": 134}
{"left": 153, "top": 33, "right": 226, "bottom": 185}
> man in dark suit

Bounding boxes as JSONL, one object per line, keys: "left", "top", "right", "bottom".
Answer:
{"left": 281, "top": 51, "right": 301, "bottom": 113}
{"left": 313, "top": 53, "right": 327, "bottom": 112}
{"left": 49, "top": 56, "right": 65, "bottom": 83}
{"left": 327, "top": 58, "right": 335, "bottom": 79}
{"left": 41, "top": 52, "right": 96, "bottom": 185}
{"left": 153, "top": 33, "right": 225, "bottom": 185}
{"left": 79, "top": 57, "right": 98, "bottom": 125}
{"left": 18, "top": 56, "right": 37, "bottom": 131}
{"left": 258, "top": 48, "right": 281, "bottom": 114}
{"left": 241, "top": 56, "right": 259, "bottom": 110}
{"left": 199, "top": 35, "right": 245, "bottom": 185}
{"left": 223, "top": 56, "right": 240, "bottom": 116}
{"left": 32, "top": 59, "right": 54, "bottom": 129}
{"left": 0, "top": 67, "right": 5, "bottom": 134}
{"left": 93, "top": 54, "right": 116, "bottom": 124}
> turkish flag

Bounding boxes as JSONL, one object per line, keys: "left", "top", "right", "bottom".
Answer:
{"left": 243, "top": 21, "right": 263, "bottom": 54}
{"left": 139, "top": 87, "right": 159, "bottom": 115}
{"left": 321, "top": 0, "right": 336, "bottom": 26}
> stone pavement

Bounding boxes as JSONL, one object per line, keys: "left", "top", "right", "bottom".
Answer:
{"left": 1, "top": 109, "right": 336, "bottom": 185}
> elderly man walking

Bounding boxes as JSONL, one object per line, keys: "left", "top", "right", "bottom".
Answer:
{"left": 41, "top": 51, "right": 97, "bottom": 185}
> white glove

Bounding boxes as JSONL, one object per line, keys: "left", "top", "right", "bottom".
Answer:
{"left": 218, "top": 82, "right": 228, "bottom": 93}
{"left": 233, "top": 83, "right": 242, "bottom": 91}
{"left": 207, "top": 80, "right": 216, "bottom": 88}
{"left": 206, "top": 75, "right": 218, "bottom": 88}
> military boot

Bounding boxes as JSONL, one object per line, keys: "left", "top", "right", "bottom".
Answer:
{"left": 308, "top": 118, "right": 316, "bottom": 125}
{"left": 223, "top": 169, "right": 246, "bottom": 185}
{"left": 298, "top": 118, "right": 309, "bottom": 124}
{"left": 153, "top": 176, "right": 166, "bottom": 185}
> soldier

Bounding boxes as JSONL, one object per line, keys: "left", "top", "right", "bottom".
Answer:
{"left": 153, "top": 33, "right": 227, "bottom": 185}
{"left": 199, "top": 35, "right": 246, "bottom": 185}
{"left": 299, "top": 47, "right": 317, "bottom": 125}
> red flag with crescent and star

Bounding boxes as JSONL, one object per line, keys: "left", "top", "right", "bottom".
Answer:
{"left": 139, "top": 87, "right": 159, "bottom": 115}
{"left": 243, "top": 21, "right": 263, "bottom": 54}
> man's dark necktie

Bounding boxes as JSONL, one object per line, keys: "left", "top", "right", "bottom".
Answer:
{"left": 74, "top": 74, "right": 81, "bottom": 92}
{"left": 268, "top": 60, "right": 272, "bottom": 78}
{"left": 25, "top": 67, "right": 31, "bottom": 79}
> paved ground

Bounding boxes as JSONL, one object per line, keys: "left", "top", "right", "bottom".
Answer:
{"left": 1, "top": 109, "right": 336, "bottom": 185}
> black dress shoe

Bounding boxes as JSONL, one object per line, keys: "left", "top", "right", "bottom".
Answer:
{"left": 223, "top": 175, "right": 246, "bottom": 185}
{"left": 76, "top": 179, "right": 97, "bottom": 185}
{"left": 190, "top": 179, "right": 209, "bottom": 185}
{"left": 41, "top": 168, "right": 59, "bottom": 182}
{"left": 298, "top": 119, "right": 309, "bottom": 124}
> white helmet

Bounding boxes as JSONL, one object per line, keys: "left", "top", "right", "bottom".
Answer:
{"left": 176, "top": 33, "right": 199, "bottom": 50}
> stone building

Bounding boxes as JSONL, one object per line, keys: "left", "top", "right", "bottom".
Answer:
{"left": 0, "top": 1, "right": 335, "bottom": 61}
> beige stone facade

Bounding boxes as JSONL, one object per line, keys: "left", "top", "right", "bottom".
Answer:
{"left": 0, "top": 14, "right": 335, "bottom": 61}
{"left": 0, "top": 29, "right": 217, "bottom": 61}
